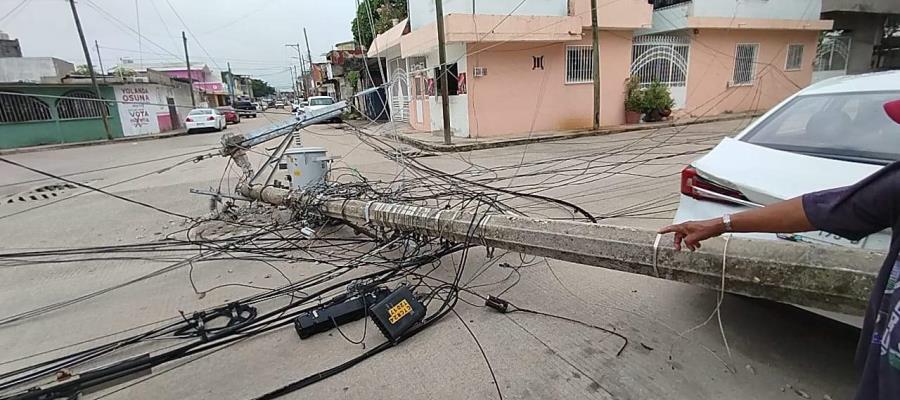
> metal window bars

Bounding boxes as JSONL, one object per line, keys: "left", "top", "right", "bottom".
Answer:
{"left": 0, "top": 92, "right": 52, "bottom": 123}
{"left": 566, "top": 45, "right": 593, "bottom": 84}
{"left": 732, "top": 43, "right": 759, "bottom": 85}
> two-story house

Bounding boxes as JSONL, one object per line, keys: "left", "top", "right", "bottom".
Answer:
{"left": 638, "top": 0, "right": 831, "bottom": 117}
{"left": 368, "top": 0, "right": 834, "bottom": 138}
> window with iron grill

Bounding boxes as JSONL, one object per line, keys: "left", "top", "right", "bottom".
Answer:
{"left": 0, "top": 92, "right": 52, "bottom": 123}
{"left": 785, "top": 44, "right": 804, "bottom": 71}
{"left": 566, "top": 45, "right": 593, "bottom": 84}
{"left": 732, "top": 43, "right": 759, "bottom": 85}
{"left": 57, "top": 90, "right": 108, "bottom": 119}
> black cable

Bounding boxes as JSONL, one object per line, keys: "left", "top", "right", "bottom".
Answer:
{"left": 0, "top": 156, "right": 191, "bottom": 219}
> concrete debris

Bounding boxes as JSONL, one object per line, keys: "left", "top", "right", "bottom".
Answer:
{"left": 745, "top": 364, "right": 756, "bottom": 375}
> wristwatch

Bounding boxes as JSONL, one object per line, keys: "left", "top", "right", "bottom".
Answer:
{"left": 722, "top": 214, "right": 733, "bottom": 232}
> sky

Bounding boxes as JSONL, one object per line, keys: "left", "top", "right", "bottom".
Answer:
{"left": 0, "top": 0, "right": 358, "bottom": 89}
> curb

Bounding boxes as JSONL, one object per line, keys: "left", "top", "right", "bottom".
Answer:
{"left": 0, "top": 130, "right": 191, "bottom": 156}
{"left": 384, "top": 112, "right": 762, "bottom": 153}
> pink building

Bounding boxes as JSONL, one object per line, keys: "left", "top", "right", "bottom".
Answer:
{"left": 368, "top": 0, "right": 833, "bottom": 139}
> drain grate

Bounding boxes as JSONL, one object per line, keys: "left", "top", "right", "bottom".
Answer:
{"left": 4, "top": 183, "right": 78, "bottom": 204}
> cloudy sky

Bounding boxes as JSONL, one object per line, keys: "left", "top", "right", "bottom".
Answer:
{"left": 0, "top": 0, "right": 358, "bottom": 89}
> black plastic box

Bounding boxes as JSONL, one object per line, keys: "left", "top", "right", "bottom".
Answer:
{"left": 369, "top": 286, "right": 426, "bottom": 341}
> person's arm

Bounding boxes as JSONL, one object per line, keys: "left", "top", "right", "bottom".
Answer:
{"left": 658, "top": 197, "right": 814, "bottom": 251}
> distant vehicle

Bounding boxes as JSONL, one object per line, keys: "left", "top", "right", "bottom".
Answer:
{"left": 185, "top": 108, "right": 226, "bottom": 133}
{"left": 233, "top": 101, "right": 257, "bottom": 118}
{"left": 274, "top": 101, "right": 285, "bottom": 109}
{"left": 216, "top": 106, "right": 240, "bottom": 124}
{"left": 303, "top": 96, "right": 340, "bottom": 123}
{"left": 674, "top": 71, "right": 900, "bottom": 253}
{"left": 267, "top": 99, "right": 276, "bottom": 108}
{"left": 252, "top": 102, "right": 263, "bottom": 111}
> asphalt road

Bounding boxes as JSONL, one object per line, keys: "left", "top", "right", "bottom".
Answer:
{"left": 0, "top": 114, "right": 860, "bottom": 400}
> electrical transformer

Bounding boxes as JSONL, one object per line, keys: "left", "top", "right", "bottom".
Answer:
{"left": 280, "top": 147, "right": 330, "bottom": 190}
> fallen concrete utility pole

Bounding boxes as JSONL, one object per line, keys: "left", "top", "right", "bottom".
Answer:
{"left": 239, "top": 184, "right": 881, "bottom": 316}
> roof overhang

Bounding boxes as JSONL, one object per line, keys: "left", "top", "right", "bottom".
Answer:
{"left": 400, "top": 14, "right": 582, "bottom": 58}
{"left": 687, "top": 17, "right": 834, "bottom": 31}
{"left": 367, "top": 18, "right": 409, "bottom": 58}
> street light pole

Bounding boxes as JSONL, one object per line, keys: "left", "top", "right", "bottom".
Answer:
{"left": 434, "top": 0, "right": 452, "bottom": 144}
{"left": 182, "top": 31, "right": 196, "bottom": 107}
{"left": 68, "top": 0, "right": 112, "bottom": 141}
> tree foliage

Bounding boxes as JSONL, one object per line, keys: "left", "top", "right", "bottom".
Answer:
{"left": 351, "top": 0, "right": 407, "bottom": 49}
{"left": 251, "top": 78, "right": 276, "bottom": 97}
{"left": 74, "top": 64, "right": 95, "bottom": 75}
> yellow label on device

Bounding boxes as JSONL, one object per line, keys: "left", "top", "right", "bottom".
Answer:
{"left": 388, "top": 299, "right": 412, "bottom": 324}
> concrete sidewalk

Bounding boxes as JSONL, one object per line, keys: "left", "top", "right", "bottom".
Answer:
{"left": 374, "top": 111, "right": 762, "bottom": 152}
{"left": 0, "top": 127, "right": 191, "bottom": 156}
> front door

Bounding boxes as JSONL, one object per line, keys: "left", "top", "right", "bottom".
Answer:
{"left": 166, "top": 97, "right": 179, "bottom": 129}
{"left": 414, "top": 75, "right": 424, "bottom": 125}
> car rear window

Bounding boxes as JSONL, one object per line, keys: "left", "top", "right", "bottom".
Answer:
{"left": 189, "top": 109, "right": 213, "bottom": 115}
{"left": 309, "top": 98, "right": 334, "bottom": 106}
{"left": 741, "top": 91, "right": 900, "bottom": 164}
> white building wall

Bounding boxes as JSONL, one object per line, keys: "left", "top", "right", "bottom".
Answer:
{"left": 409, "top": 0, "right": 568, "bottom": 30}
{"left": 425, "top": 43, "right": 469, "bottom": 137}
{"left": 114, "top": 83, "right": 194, "bottom": 136}
{"left": 691, "top": 0, "right": 821, "bottom": 21}
{"left": 0, "top": 57, "right": 74, "bottom": 83}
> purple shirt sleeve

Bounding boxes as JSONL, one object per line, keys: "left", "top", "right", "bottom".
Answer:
{"left": 802, "top": 162, "right": 900, "bottom": 241}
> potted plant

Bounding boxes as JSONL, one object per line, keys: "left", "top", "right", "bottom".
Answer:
{"left": 624, "top": 76, "right": 643, "bottom": 124}
{"left": 641, "top": 81, "right": 675, "bottom": 122}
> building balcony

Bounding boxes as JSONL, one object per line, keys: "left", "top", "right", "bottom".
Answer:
{"left": 640, "top": 0, "right": 832, "bottom": 35}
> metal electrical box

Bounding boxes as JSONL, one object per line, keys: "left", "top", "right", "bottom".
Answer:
{"left": 280, "top": 147, "right": 330, "bottom": 190}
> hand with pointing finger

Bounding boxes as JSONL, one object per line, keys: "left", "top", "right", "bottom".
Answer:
{"left": 657, "top": 218, "right": 725, "bottom": 252}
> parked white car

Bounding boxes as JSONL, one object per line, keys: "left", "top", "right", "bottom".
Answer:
{"left": 675, "top": 71, "right": 900, "bottom": 250}
{"left": 673, "top": 70, "right": 900, "bottom": 325}
{"left": 303, "top": 96, "right": 340, "bottom": 123}
{"left": 184, "top": 108, "right": 227, "bottom": 133}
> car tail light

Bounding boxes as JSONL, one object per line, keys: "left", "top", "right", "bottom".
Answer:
{"left": 681, "top": 166, "right": 748, "bottom": 205}
{"left": 186, "top": 117, "right": 193, "bottom": 122}
{"left": 207, "top": 116, "right": 215, "bottom": 121}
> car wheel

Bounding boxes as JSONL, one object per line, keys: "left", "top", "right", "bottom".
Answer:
{"left": 186, "top": 129, "right": 193, "bottom": 134}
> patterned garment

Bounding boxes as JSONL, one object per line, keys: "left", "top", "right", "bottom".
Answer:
{"left": 803, "top": 161, "right": 900, "bottom": 399}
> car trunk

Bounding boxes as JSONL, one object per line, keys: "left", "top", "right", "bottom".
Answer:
{"left": 692, "top": 137, "right": 890, "bottom": 250}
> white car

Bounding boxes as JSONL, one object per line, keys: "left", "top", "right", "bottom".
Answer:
{"left": 674, "top": 70, "right": 900, "bottom": 324}
{"left": 303, "top": 96, "right": 340, "bottom": 123}
{"left": 184, "top": 108, "right": 226, "bottom": 133}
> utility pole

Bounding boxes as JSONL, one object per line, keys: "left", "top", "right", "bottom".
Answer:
{"left": 94, "top": 40, "right": 105, "bottom": 77}
{"left": 182, "top": 31, "right": 196, "bottom": 108}
{"left": 227, "top": 62, "right": 235, "bottom": 104}
{"left": 297, "top": 55, "right": 307, "bottom": 96}
{"left": 289, "top": 65, "right": 298, "bottom": 98}
{"left": 68, "top": 0, "right": 112, "bottom": 141}
{"left": 238, "top": 182, "right": 878, "bottom": 316}
{"left": 303, "top": 28, "right": 314, "bottom": 97}
{"left": 434, "top": 0, "right": 452, "bottom": 144}
{"left": 285, "top": 43, "right": 306, "bottom": 97}
{"left": 590, "top": 0, "right": 601, "bottom": 130}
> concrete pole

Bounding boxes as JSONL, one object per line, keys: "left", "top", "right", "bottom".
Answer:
{"left": 227, "top": 62, "right": 235, "bottom": 104}
{"left": 238, "top": 183, "right": 879, "bottom": 316}
{"left": 182, "top": 31, "right": 196, "bottom": 108}
{"left": 68, "top": 0, "right": 112, "bottom": 141}
{"left": 590, "top": 0, "right": 601, "bottom": 130}
{"left": 435, "top": 0, "right": 452, "bottom": 144}
{"left": 303, "top": 28, "right": 315, "bottom": 97}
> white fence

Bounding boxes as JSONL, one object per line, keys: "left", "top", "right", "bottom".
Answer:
{"left": 631, "top": 35, "right": 690, "bottom": 108}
